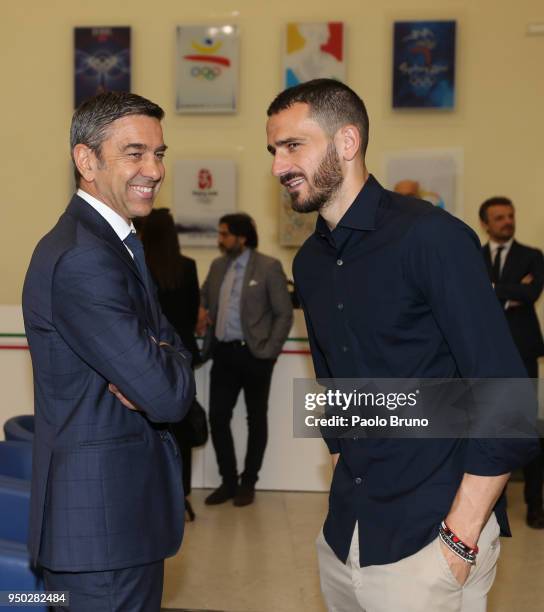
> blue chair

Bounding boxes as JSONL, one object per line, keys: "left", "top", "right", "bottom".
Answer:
{"left": 3, "top": 415, "right": 34, "bottom": 443}
{"left": 0, "top": 441, "right": 32, "bottom": 481}
{"left": 0, "top": 457, "right": 46, "bottom": 611}
{"left": 0, "top": 540, "right": 47, "bottom": 612}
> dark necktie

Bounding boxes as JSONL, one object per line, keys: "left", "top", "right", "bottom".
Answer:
{"left": 123, "top": 232, "right": 150, "bottom": 291}
{"left": 491, "top": 245, "right": 504, "bottom": 284}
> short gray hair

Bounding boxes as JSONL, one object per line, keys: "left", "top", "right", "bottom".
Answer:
{"left": 70, "top": 91, "right": 164, "bottom": 185}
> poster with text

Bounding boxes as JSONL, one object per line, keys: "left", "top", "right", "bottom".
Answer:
{"left": 174, "top": 159, "right": 237, "bottom": 247}
{"left": 176, "top": 25, "right": 239, "bottom": 113}
{"left": 74, "top": 27, "right": 131, "bottom": 108}
{"left": 384, "top": 149, "right": 463, "bottom": 217}
{"left": 284, "top": 22, "right": 345, "bottom": 87}
{"left": 392, "top": 20, "right": 456, "bottom": 109}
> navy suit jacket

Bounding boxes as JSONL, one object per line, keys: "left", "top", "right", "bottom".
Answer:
{"left": 22, "top": 195, "right": 195, "bottom": 572}
{"left": 483, "top": 241, "right": 544, "bottom": 361}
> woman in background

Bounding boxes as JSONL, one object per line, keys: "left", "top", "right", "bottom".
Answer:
{"left": 140, "top": 208, "right": 200, "bottom": 520}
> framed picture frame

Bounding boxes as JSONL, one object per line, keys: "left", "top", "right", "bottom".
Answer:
{"left": 392, "top": 20, "right": 456, "bottom": 109}
{"left": 74, "top": 26, "right": 131, "bottom": 108}
{"left": 173, "top": 159, "right": 237, "bottom": 247}
{"left": 176, "top": 25, "right": 239, "bottom": 114}
{"left": 283, "top": 22, "right": 346, "bottom": 87}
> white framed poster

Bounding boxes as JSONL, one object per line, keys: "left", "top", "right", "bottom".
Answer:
{"left": 174, "top": 159, "right": 237, "bottom": 247}
{"left": 384, "top": 149, "right": 463, "bottom": 218}
{"left": 284, "top": 22, "right": 346, "bottom": 87}
{"left": 176, "top": 25, "right": 239, "bottom": 113}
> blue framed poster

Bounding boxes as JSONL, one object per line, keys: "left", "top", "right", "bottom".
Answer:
{"left": 74, "top": 27, "right": 131, "bottom": 108}
{"left": 392, "top": 21, "right": 456, "bottom": 109}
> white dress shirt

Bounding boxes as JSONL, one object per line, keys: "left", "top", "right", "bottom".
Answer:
{"left": 77, "top": 189, "right": 136, "bottom": 258}
{"left": 489, "top": 238, "right": 513, "bottom": 276}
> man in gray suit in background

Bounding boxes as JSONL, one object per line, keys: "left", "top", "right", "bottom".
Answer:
{"left": 198, "top": 213, "right": 293, "bottom": 506}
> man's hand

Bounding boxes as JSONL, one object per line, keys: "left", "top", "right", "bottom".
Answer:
{"left": 508, "top": 274, "right": 533, "bottom": 308}
{"left": 439, "top": 539, "right": 471, "bottom": 586}
{"left": 108, "top": 383, "right": 142, "bottom": 412}
{"left": 196, "top": 306, "right": 211, "bottom": 336}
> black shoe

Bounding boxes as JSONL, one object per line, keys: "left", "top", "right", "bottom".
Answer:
{"left": 233, "top": 483, "right": 255, "bottom": 507}
{"left": 205, "top": 483, "right": 237, "bottom": 505}
{"left": 185, "top": 498, "right": 195, "bottom": 521}
{"left": 526, "top": 507, "right": 544, "bottom": 529}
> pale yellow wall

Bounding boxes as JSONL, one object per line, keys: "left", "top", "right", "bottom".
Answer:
{"left": 1, "top": 0, "right": 543, "bottom": 303}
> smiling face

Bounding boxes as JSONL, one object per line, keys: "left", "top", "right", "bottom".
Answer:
{"left": 74, "top": 114, "right": 166, "bottom": 222}
{"left": 483, "top": 204, "right": 515, "bottom": 243}
{"left": 266, "top": 103, "right": 344, "bottom": 213}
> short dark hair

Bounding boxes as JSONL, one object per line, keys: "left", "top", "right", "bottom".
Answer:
{"left": 70, "top": 91, "right": 164, "bottom": 186}
{"left": 479, "top": 196, "right": 514, "bottom": 222}
{"left": 267, "top": 78, "right": 370, "bottom": 157}
{"left": 219, "top": 213, "right": 258, "bottom": 249}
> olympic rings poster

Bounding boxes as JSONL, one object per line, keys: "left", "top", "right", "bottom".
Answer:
{"left": 392, "top": 21, "right": 456, "bottom": 109}
{"left": 74, "top": 27, "right": 131, "bottom": 108}
{"left": 176, "top": 25, "right": 239, "bottom": 114}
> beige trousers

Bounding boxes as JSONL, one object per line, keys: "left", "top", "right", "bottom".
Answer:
{"left": 317, "top": 514, "right": 500, "bottom": 612}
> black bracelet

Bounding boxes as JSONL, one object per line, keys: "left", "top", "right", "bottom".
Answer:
{"left": 439, "top": 521, "right": 478, "bottom": 565}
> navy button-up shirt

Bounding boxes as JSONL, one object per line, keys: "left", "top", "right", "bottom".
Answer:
{"left": 293, "top": 175, "right": 538, "bottom": 567}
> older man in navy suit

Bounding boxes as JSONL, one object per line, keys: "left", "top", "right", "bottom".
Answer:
{"left": 22, "top": 92, "right": 195, "bottom": 611}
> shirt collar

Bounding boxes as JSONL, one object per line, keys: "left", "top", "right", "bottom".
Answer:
{"left": 315, "top": 174, "right": 382, "bottom": 237}
{"left": 233, "top": 247, "right": 251, "bottom": 268}
{"left": 489, "top": 238, "right": 513, "bottom": 254}
{"left": 77, "top": 189, "right": 135, "bottom": 241}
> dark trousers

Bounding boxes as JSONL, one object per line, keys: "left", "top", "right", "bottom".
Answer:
{"left": 209, "top": 341, "right": 275, "bottom": 487}
{"left": 43, "top": 560, "right": 164, "bottom": 612}
{"left": 523, "top": 358, "right": 544, "bottom": 510}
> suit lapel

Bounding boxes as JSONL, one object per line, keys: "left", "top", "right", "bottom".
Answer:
{"left": 501, "top": 241, "right": 518, "bottom": 281}
{"left": 240, "top": 250, "right": 256, "bottom": 317}
{"left": 66, "top": 196, "right": 159, "bottom": 332}
{"left": 482, "top": 244, "right": 492, "bottom": 279}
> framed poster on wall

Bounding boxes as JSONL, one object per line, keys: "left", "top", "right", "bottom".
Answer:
{"left": 384, "top": 149, "right": 463, "bottom": 217}
{"left": 173, "top": 159, "right": 237, "bottom": 247}
{"left": 392, "top": 20, "right": 456, "bottom": 109}
{"left": 176, "top": 25, "right": 239, "bottom": 113}
{"left": 283, "top": 22, "right": 346, "bottom": 87}
{"left": 74, "top": 27, "right": 131, "bottom": 108}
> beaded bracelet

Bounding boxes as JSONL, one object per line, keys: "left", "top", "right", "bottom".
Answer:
{"left": 439, "top": 521, "right": 479, "bottom": 565}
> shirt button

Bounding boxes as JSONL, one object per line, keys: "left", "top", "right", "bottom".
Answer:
{"left": 337, "top": 303, "right": 344, "bottom": 310}
{"left": 355, "top": 477, "right": 362, "bottom": 485}
{"left": 337, "top": 259, "right": 343, "bottom": 266}
{"left": 342, "top": 345, "right": 349, "bottom": 352}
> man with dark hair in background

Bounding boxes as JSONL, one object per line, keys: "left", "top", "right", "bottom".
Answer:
{"left": 480, "top": 196, "right": 544, "bottom": 529}
{"left": 23, "top": 92, "right": 195, "bottom": 611}
{"left": 198, "top": 213, "right": 293, "bottom": 507}
{"left": 266, "top": 78, "right": 538, "bottom": 611}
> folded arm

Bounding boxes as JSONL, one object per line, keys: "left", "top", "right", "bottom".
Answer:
{"left": 52, "top": 248, "right": 195, "bottom": 423}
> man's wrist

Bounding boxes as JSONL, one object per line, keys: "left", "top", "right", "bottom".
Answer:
{"left": 443, "top": 512, "right": 484, "bottom": 548}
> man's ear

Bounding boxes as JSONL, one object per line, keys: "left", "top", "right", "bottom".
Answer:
{"left": 335, "top": 125, "right": 361, "bottom": 162}
{"left": 73, "top": 144, "right": 97, "bottom": 183}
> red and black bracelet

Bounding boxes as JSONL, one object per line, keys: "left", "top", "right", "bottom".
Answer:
{"left": 439, "top": 521, "right": 479, "bottom": 565}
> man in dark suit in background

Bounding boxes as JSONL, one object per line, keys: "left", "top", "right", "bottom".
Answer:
{"left": 480, "top": 196, "right": 544, "bottom": 528}
{"left": 198, "top": 214, "right": 293, "bottom": 507}
{"left": 22, "top": 92, "right": 195, "bottom": 611}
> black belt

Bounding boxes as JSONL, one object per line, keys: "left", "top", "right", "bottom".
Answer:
{"left": 217, "top": 339, "right": 246, "bottom": 347}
